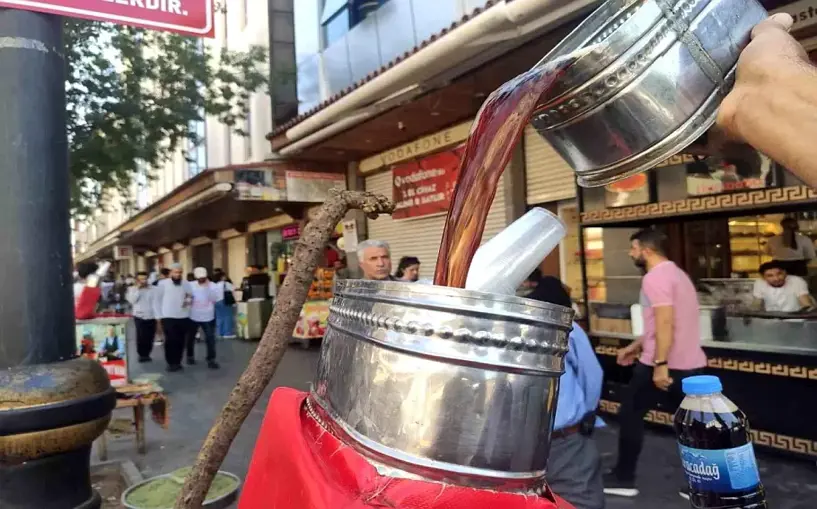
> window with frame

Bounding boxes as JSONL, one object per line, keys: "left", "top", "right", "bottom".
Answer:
{"left": 321, "top": 0, "right": 388, "bottom": 47}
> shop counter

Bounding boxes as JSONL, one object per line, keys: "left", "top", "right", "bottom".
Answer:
{"left": 589, "top": 329, "right": 817, "bottom": 461}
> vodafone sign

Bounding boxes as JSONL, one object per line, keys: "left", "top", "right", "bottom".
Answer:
{"left": 0, "top": 0, "right": 214, "bottom": 38}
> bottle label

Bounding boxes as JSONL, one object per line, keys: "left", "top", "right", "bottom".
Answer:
{"left": 678, "top": 443, "right": 761, "bottom": 493}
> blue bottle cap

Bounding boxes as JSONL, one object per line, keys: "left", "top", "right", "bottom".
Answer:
{"left": 681, "top": 375, "right": 723, "bottom": 395}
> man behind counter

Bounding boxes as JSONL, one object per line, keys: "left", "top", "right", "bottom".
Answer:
{"left": 752, "top": 261, "right": 814, "bottom": 313}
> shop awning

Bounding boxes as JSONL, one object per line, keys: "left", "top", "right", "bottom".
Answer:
{"left": 75, "top": 160, "right": 347, "bottom": 261}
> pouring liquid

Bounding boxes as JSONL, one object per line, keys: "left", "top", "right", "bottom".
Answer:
{"left": 433, "top": 54, "right": 581, "bottom": 288}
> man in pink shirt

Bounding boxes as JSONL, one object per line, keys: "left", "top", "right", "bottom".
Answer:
{"left": 604, "top": 228, "right": 707, "bottom": 499}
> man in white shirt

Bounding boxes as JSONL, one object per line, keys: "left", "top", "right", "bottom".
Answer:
{"left": 154, "top": 263, "right": 193, "bottom": 372}
{"left": 126, "top": 271, "right": 160, "bottom": 363}
{"left": 189, "top": 267, "right": 223, "bottom": 369}
{"left": 752, "top": 261, "right": 813, "bottom": 313}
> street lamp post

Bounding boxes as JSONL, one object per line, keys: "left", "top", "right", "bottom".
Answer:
{"left": 0, "top": 8, "right": 114, "bottom": 509}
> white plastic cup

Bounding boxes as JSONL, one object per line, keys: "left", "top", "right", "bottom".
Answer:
{"left": 465, "top": 207, "right": 566, "bottom": 295}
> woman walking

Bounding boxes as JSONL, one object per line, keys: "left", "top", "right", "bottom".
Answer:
{"left": 213, "top": 269, "right": 236, "bottom": 339}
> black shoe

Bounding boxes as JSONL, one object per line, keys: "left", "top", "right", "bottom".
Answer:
{"left": 603, "top": 470, "right": 639, "bottom": 497}
{"left": 166, "top": 364, "right": 183, "bottom": 372}
{"left": 138, "top": 356, "right": 152, "bottom": 363}
{"left": 207, "top": 360, "right": 220, "bottom": 369}
{"left": 187, "top": 357, "right": 196, "bottom": 365}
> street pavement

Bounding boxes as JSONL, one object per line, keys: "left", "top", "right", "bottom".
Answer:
{"left": 102, "top": 338, "right": 816, "bottom": 508}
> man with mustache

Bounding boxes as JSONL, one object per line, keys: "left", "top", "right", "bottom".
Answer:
{"left": 154, "top": 263, "right": 193, "bottom": 372}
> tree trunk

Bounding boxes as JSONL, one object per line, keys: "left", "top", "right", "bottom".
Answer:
{"left": 176, "top": 190, "right": 394, "bottom": 508}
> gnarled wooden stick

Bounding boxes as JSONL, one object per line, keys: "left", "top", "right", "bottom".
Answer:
{"left": 175, "top": 190, "right": 394, "bottom": 509}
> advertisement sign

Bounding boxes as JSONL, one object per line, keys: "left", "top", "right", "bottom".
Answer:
{"left": 114, "top": 245, "right": 133, "bottom": 260}
{"left": 235, "top": 168, "right": 286, "bottom": 201}
{"left": 234, "top": 168, "right": 346, "bottom": 202}
{"left": 76, "top": 318, "right": 129, "bottom": 387}
{"left": 684, "top": 153, "right": 776, "bottom": 196}
{"left": 392, "top": 145, "right": 464, "bottom": 220}
{"left": 0, "top": 0, "right": 214, "bottom": 38}
{"left": 285, "top": 171, "right": 346, "bottom": 203}
{"left": 282, "top": 223, "right": 301, "bottom": 241}
{"left": 605, "top": 173, "right": 653, "bottom": 208}
{"left": 772, "top": 0, "right": 817, "bottom": 35}
{"left": 293, "top": 300, "right": 330, "bottom": 340}
{"left": 341, "top": 219, "right": 358, "bottom": 253}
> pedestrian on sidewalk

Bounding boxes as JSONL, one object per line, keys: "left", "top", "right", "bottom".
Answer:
{"left": 213, "top": 268, "right": 236, "bottom": 338}
{"left": 189, "top": 267, "right": 222, "bottom": 369}
{"left": 527, "top": 275, "right": 605, "bottom": 509}
{"left": 126, "top": 271, "right": 160, "bottom": 363}
{"left": 154, "top": 263, "right": 193, "bottom": 372}
{"left": 604, "top": 228, "right": 707, "bottom": 499}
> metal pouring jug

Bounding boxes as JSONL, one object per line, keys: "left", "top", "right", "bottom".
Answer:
{"left": 530, "top": 0, "right": 767, "bottom": 187}
{"left": 310, "top": 280, "right": 574, "bottom": 491}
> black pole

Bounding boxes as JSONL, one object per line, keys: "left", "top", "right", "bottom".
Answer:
{"left": 0, "top": 8, "right": 114, "bottom": 509}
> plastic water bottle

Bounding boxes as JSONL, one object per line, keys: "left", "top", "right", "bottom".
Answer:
{"left": 674, "top": 375, "right": 768, "bottom": 508}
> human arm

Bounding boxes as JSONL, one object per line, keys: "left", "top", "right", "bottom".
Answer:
{"left": 717, "top": 14, "right": 817, "bottom": 188}
{"left": 616, "top": 336, "right": 643, "bottom": 366}
{"left": 803, "top": 237, "right": 816, "bottom": 261}
{"left": 210, "top": 282, "right": 223, "bottom": 303}
{"left": 153, "top": 282, "right": 164, "bottom": 319}
{"left": 642, "top": 276, "right": 675, "bottom": 390}
{"left": 569, "top": 324, "right": 604, "bottom": 410}
{"left": 791, "top": 276, "right": 814, "bottom": 310}
{"left": 126, "top": 286, "right": 139, "bottom": 305}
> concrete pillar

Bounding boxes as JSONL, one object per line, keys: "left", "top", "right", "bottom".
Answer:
{"left": 212, "top": 239, "right": 225, "bottom": 271}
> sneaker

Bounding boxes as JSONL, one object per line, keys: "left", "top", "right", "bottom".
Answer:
{"left": 187, "top": 357, "right": 196, "bottom": 365}
{"left": 679, "top": 485, "right": 690, "bottom": 500}
{"left": 138, "top": 356, "right": 152, "bottom": 363}
{"left": 223, "top": 334, "right": 236, "bottom": 339}
{"left": 207, "top": 360, "right": 220, "bottom": 369}
{"left": 603, "top": 470, "right": 639, "bottom": 497}
{"left": 166, "top": 364, "right": 183, "bottom": 373}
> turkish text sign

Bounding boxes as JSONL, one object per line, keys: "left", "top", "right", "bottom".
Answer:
{"left": 0, "top": 0, "right": 214, "bottom": 38}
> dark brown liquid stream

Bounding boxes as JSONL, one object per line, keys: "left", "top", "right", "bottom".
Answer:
{"left": 433, "top": 56, "right": 578, "bottom": 287}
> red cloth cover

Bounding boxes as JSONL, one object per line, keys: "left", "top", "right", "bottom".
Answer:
{"left": 240, "top": 388, "right": 573, "bottom": 509}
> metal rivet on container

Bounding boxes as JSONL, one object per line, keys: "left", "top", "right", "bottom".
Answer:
{"left": 421, "top": 324, "right": 434, "bottom": 336}
{"left": 509, "top": 336, "right": 524, "bottom": 349}
{"left": 473, "top": 331, "right": 491, "bottom": 344}
{"left": 453, "top": 328, "right": 471, "bottom": 342}
{"left": 406, "top": 321, "right": 419, "bottom": 334}
{"left": 438, "top": 326, "right": 454, "bottom": 339}
{"left": 525, "top": 338, "right": 539, "bottom": 350}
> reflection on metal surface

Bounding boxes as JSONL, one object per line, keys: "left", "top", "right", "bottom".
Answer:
{"left": 532, "top": 0, "right": 767, "bottom": 187}
{"left": 313, "top": 280, "right": 573, "bottom": 490}
{"left": 0, "top": 357, "right": 111, "bottom": 410}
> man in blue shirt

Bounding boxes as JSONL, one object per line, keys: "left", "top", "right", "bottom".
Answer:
{"left": 528, "top": 276, "right": 605, "bottom": 509}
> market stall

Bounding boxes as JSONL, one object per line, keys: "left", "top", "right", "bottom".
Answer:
{"left": 575, "top": 149, "right": 817, "bottom": 461}
{"left": 270, "top": 222, "right": 342, "bottom": 348}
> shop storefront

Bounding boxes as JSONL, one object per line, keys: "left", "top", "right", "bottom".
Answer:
{"left": 577, "top": 144, "right": 817, "bottom": 460}
{"left": 362, "top": 122, "right": 510, "bottom": 279}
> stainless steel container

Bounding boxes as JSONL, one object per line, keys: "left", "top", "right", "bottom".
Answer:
{"left": 311, "top": 280, "right": 573, "bottom": 491}
{"left": 531, "top": 0, "right": 767, "bottom": 187}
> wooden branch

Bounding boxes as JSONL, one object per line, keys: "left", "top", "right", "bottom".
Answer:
{"left": 175, "top": 190, "right": 394, "bottom": 509}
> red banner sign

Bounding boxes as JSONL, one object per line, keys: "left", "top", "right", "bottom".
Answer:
{"left": 0, "top": 0, "right": 214, "bottom": 38}
{"left": 392, "top": 146, "right": 464, "bottom": 220}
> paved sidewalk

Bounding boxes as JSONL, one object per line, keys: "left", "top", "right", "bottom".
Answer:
{"left": 100, "top": 339, "right": 816, "bottom": 508}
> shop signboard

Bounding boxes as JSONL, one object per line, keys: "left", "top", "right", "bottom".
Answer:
{"left": 235, "top": 168, "right": 286, "bottom": 201}
{"left": 772, "top": 0, "right": 817, "bottom": 36}
{"left": 285, "top": 170, "right": 347, "bottom": 202}
{"left": 113, "top": 245, "right": 134, "bottom": 260}
{"left": 682, "top": 153, "right": 776, "bottom": 197}
{"left": 282, "top": 223, "right": 301, "bottom": 241}
{"left": 341, "top": 219, "right": 358, "bottom": 253}
{"left": 392, "top": 145, "right": 464, "bottom": 220}
{"left": 0, "top": 0, "right": 215, "bottom": 38}
{"left": 76, "top": 318, "right": 130, "bottom": 387}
